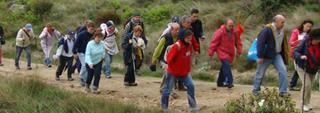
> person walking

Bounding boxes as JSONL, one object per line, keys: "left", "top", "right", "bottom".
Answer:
{"left": 208, "top": 19, "right": 243, "bottom": 88}
{"left": 55, "top": 30, "right": 76, "bottom": 81}
{"left": 84, "top": 30, "right": 105, "bottom": 94}
{"left": 15, "top": 23, "right": 35, "bottom": 70}
{"left": 289, "top": 19, "right": 314, "bottom": 91}
{"left": 0, "top": 25, "right": 4, "bottom": 66}
{"left": 293, "top": 27, "right": 320, "bottom": 112}
{"left": 252, "top": 15, "right": 290, "bottom": 96}
{"left": 102, "top": 21, "right": 119, "bottom": 78}
{"left": 73, "top": 21, "right": 95, "bottom": 86}
{"left": 161, "top": 28, "right": 198, "bottom": 112}
{"left": 39, "top": 23, "right": 61, "bottom": 67}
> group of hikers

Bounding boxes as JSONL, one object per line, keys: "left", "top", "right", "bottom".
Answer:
{"left": 0, "top": 8, "right": 319, "bottom": 112}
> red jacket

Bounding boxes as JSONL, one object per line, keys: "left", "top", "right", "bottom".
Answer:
{"left": 208, "top": 25, "right": 242, "bottom": 63}
{"left": 166, "top": 41, "right": 193, "bottom": 77}
{"left": 289, "top": 29, "right": 305, "bottom": 58}
{"left": 191, "top": 33, "right": 200, "bottom": 53}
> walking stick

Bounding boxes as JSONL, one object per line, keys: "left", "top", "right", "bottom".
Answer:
{"left": 301, "top": 61, "right": 307, "bottom": 113}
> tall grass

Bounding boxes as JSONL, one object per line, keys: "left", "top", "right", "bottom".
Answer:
{"left": 0, "top": 76, "right": 162, "bottom": 113}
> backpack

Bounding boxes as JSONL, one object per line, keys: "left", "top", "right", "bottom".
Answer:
{"left": 164, "top": 42, "right": 181, "bottom": 63}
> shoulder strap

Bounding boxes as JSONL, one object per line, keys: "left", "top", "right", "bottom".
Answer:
{"left": 22, "top": 29, "right": 31, "bottom": 39}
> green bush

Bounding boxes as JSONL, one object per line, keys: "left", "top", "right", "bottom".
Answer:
{"left": 95, "top": 10, "right": 121, "bottom": 24}
{"left": 225, "top": 88, "right": 298, "bottom": 113}
{"left": 304, "top": 3, "right": 320, "bottom": 12}
{"left": 27, "top": 0, "right": 54, "bottom": 20}
{"left": 142, "top": 5, "right": 171, "bottom": 24}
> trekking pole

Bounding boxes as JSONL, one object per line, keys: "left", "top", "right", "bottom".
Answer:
{"left": 301, "top": 61, "right": 307, "bottom": 113}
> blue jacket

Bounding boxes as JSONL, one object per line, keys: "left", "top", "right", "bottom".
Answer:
{"left": 73, "top": 30, "right": 93, "bottom": 54}
{"left": 294, "top": 37, "right": 320, "bottom": 74}
{"left": 256, "top": 24, "right": 289, "bottom": 65}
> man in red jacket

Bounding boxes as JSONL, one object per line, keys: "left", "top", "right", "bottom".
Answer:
{"left": 208, "top": 19, "right": 243, "bottom": 88}
{"left": 161, "top": 28, "right": 198, "bottom": 112}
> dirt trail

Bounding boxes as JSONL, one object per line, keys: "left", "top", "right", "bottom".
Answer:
{"left": 1, "top": 58, "right": 320, "bottom": 113}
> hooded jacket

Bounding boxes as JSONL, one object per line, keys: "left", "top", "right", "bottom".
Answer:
{"left": 208, "top": 25, "right": 242, "bottom": 63}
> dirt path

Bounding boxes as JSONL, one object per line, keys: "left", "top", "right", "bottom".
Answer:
{"left": 1, "top": 58, "right": 320, "bottom": 113}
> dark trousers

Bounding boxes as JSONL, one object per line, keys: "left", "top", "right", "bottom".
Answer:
{"left": 86, "top": 61, "right": 103, "bottom": 90}
{"left": 56, "top": 56, "right": 73, "bottom": 78}
{"left": 71, "top": 58, "right": 81, "bottom": 74}
{"left": 217, "top": 60, "right": 233, "bottom": 86}
{"left": 124, "top": 62, "right": 135, "bottom": 83}
{"left": 290, "top": 71, "right": 299, "bottom": 87}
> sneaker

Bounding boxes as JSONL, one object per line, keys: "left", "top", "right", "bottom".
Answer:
{"left": 303, "top": 105, "right": 310, "bottom": 112}
{"left": 105, "top": 76, "right": 112, "bottom": 79}
{"left": 289, "top": 87, "right": 300, "bottom": 91}
{"left": 129, "top": 83, "right": 138, "bottom": 86}
{"left": 189, "top": 107, "right": 200, "bottom": 112}
{"left": 55, "top": 76, "right": 60, "bottom": 81}
{"left": 67, "top": 78, "right": 74, "bottom": 81}
{"left": 27, "top": 66, "right": 32, "bottom": 70}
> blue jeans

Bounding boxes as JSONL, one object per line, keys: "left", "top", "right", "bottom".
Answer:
{"left": 253, "top": 54, "right": 288, "bottom": 94}
{"left": 161, "top": 73, "right": 197, "bottom": 110}
{"left": 217, "top": 60, "right": 233, "bottom": 86}
{"left": 103, "top": 53, "right": 113, "bottom": 77}
{"left": 15, "top": 46, "right": 31, "bottom": 67}
{"left": 79, "top": 53, "right": 87, "bottom": 84}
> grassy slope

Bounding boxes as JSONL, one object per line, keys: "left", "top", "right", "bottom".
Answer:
{"left": 0, "top": 76, "right": 161, "bottom": 113}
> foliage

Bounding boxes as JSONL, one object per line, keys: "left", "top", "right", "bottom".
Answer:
{"left": 0, "top": 77, "right": 162, "bottom": 113}
{"left": 142, "top": 5, "right": 171, "bottom": 24}
{"left": 225, "top": 88, "right": 298, "bottom": 113}
{"left": 27, "top": 0, "right": 54, "bottom": 20}
{"left": 95, "top": 10, "right": 121, "bottom": 24}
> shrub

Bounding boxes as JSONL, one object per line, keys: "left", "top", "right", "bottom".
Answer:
{"left": 27, "top": 0, "right": 53, "bottom": 20}
{"left": 142, "top": 5, "right": 171, "bottom": 24}
{"left": 225, "top": 88, "right": 298, "bottom": 113}
{"left": 95, "top": 10, "right": 121, "bottom": 24}
{"left": 304, "top": 3, "right": 320, "bottom": 12}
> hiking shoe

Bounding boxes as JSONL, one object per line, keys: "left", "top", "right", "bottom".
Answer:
{"left": 55, "top": 77, "right": 60, "bottom": 81}
{"left": 129, "top": 83, "right": 138, "bottom": 86}
{"left": 289, "top": 87, "right": 300, "bottom": 91}
{"left": 92, "top": 90, "right": 100, "bottom": 94}
{"left": 67, "top": 78, "right": 74, "bottom": 81}
{"left": 16, "top": 66, "right": 21, "bottom": 70}
{"left": 27, "top": 66, "right": 32, "bottom": 70}
{"left": 48, "top": 65, "right": 52, "bottom": 68}
{"left": 85, "top": 86, "right": 91, "bottom": 93}
{"left": 279, "top": 92, "right": 291, "bottom": 97}
{"left": 124, "top": 82, "right": 130, "bottom": 86}
{"left": 80, "top": 79, "right": 86, "bottom": 87}
{"left": 0, "top": 64, "right": 3, "bottom": 66}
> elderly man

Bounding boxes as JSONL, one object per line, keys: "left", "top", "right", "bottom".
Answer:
{"left": 252, "top": 15, "right": 290, "bottom": 96}
{"left": 208, "top": 19, "right": 243, "bottom": 88}
{"left": 150, "top": 23, "right": 180, "bottom": 95}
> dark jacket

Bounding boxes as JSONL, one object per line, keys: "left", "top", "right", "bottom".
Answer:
{"left": 0, "top": 25, "right": 4, "bottom": 37}
{"left": 123, "top": 20, "right": 148, "bottom": 45}
{"left": 191, "top": 19, "right": 204, "bottom": 43}
{"left": 73, "top": 30, "right": 93, "bottom": 54}
{"left": 122, "top": 33, "right": 134, "bottom": 65}
{"left": 294, "top": 37, "right": 320, "bottom": 74}
{"left": 257, "top": 23, "right": 289, "bottom": 65}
